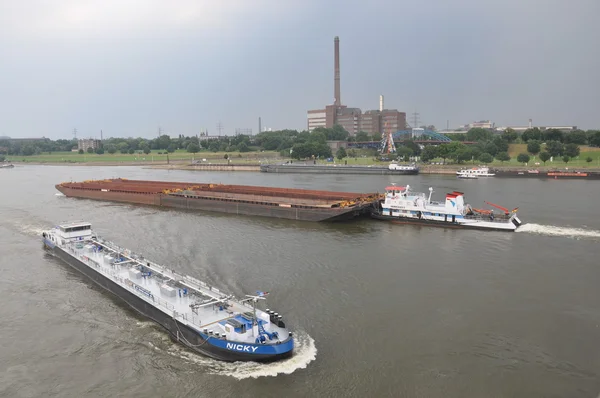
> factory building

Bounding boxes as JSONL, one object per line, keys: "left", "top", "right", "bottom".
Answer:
{"left": 307, "top": 37, "right": 406, "bottom": 136}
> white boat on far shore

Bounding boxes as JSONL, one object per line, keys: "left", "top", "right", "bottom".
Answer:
{"left": 456, "top": 166, "right": 495, "bottom": 177}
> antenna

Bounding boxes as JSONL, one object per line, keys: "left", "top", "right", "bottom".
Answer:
{"left": 73, "top": 128, "right": 77, "bottom": 140}
{"left": 216, "top": 121, "right": 224, "bottom": 136}
{"left": 158, "top": 126, "right": 163, "bottom": 138}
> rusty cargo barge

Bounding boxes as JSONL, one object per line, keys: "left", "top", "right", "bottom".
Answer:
{"left": 55, "top": 179, "right": 381, "bottom": 222}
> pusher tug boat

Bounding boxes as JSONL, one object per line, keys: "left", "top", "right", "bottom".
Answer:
{"left": 371, "top": 185, "right": 522, "bottom": 231}
{"left": 42, "top": 222, "right": 294, "bottom": 362}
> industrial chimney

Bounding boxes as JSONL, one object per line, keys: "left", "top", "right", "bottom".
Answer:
{"left": 528, "top": 118, "right": 532, "bottom": 128}
{"left": 334, "top": 36, "right": 341, "bottom": 106}
{"left": 379, "top": 95, "right": 384, "bottom": 112}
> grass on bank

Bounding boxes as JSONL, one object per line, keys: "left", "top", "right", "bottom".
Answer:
{"left": 8, "top": 150, "right": 281, "bottom": 164}
{"left": 6, "top": 145, "right": 600, "bottom": 168}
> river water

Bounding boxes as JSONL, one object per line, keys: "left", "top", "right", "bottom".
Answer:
{"left": 0, "top": 165, "right": 599, "bottom": 398}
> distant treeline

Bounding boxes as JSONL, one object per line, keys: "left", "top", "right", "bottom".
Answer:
{"left": 2, "top": 126, "right": 599, "bottom": 162}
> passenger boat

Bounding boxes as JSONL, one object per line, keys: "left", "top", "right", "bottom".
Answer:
{"left": 457, "top": 174, "right": 478, "bottom": 179}
{"left": 388, "top": 162, "right": 419, "bottom": 174}
{"left": 42, "top": 222, "right": 294, "bottom": 362}
{"left": 371, "top": 185, "right": 522, "bottom": 231}
{"left": 456, "top": 166, "right": 495, "bottom": 177}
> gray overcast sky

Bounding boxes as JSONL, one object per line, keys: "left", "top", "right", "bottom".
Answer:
{"left": 1, "top": 0, "right": 599, "bottom": 139}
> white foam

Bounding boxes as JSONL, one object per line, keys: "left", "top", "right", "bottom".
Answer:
{"left": 158, "top": 331, "right": 317, "bottom": 379}
{"left": 13, "top": 222, "right": 46, "bottom": 238}
{"left": 517, "top": 223, "right": 600, "bottom": 241}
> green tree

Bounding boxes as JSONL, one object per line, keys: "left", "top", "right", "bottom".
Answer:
{"left": 466, "top": 127, "right": 493, "bottom": 142}
{"left": 527, "top": 140, "right": 541, "bottom": 157}
{"left": 139, "top": 142, "right": 150, "bottom": 154}
{"left": 521, "top": 127, "right": 541, "bottom": 142}
{"left": 543, "top": 128, "right": 564, "bottom": 143}
{"left": 118, "top": 142, "right": 129, "bottom": 154}
{"left": 436, "top": 144, "right": 450, "bottom": 164}
{"left": 478, "top": 152, "right": 493, "bottom": 164}
{"left": 167, "top": 144, "right": 176, "bottom": 153}
{"left": 396, "top": 146, "right": 413, "bottom": 162}
{"left": 586, "top": 156, "right": 593, "bottom": 163}
{"left": 545, "top": 140, "right": 564, "bottom": 157}
{"left": 308, "top": 131, "right": 327, "bottom": 144}
{"left": 495, "top": 152, "right": 511, "bottom": 163}
{"left": 517, "top": 153, "right": 530, "bottom": 165}
{"left": 562, "top": 155, "right": 570, "bottom": 164}
{"left": 223, "top": 153, "right": 229, "bottom": 160}
{"left": 0, "top": 155, "right": 5, "bottom": 162}
{"left": 420, "top": 145, "right": 439, "bottom": 162}
{"left": 128, "top": 148, "right": 135, "bottom": 154}
{"left": 355, "top": 131, "right": 370, "bottom": 142}
{"left": 78, "top": 149, "right": 84, "bottom": 154}
{"left": 371, "top": 132, "right": 382, "bottom": 142}
{"left": 207, "top": 141, "right": 219, "bottom": 152}
{"left": 539, "top": 151, "right": 551, "bottom": 165}
{"left": 501, "top": 128, "right": 518, "bottom": 143}
{"left": 336, "top": 147, "right": 347, "bottom": 160}
{"left": 187, "top": 143, "right": 200, "bottom": 153}
{"left": 564, "top": 129, "right": 588, "bottom": 145}
{"left": 589, "top": 131, "right": 600, "bottom": 147}
{"left": 106, "top": 145, "right": 117, "bottom": 154}
{"left": 564, "top": 143, "right": 580, "bottom": 158}
{"left": 87, "top": 147, "right": 94, "bottom": 154}
{"left": 95, "top": 147, "right": 105, "bottom": 155}
{"left": 238, "top": 142, "right": 250, "bottom": 152}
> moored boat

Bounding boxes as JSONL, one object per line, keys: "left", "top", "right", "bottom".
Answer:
{"left": 388, "top": 161, "right": 419, "bottom": 174}
{"left": 1, "top": 163, "right": 14, "bottom": 168}
{"left": 371, "top": 184, "right": 522, "bottom": 231}
{"left": 456, "top": 166, "right": 495, "bottom": 177}
{"left": 42, "top": 221, "right": 294, "bottom": 362}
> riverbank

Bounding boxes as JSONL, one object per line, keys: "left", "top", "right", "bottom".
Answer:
{"left": 6, "top": 160, "right": 600, "bottom": 175}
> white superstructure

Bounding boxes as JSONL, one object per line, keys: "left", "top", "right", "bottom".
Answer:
{"left": 456, "top": 166, "right": 495, "bottom": 177}
{"left": 375, "top": 185, "right": 521, "bottom": 231}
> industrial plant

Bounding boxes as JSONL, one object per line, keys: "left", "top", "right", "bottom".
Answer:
{"left": 306, "top": 37, "right": 407, "bottom": 136}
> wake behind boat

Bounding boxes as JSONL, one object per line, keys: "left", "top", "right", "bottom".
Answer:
{"left": 371, "top": 185, "right": 522, "bottom": 231}
{"left": 42, "top": 222, "right": 294, "bottom": 362}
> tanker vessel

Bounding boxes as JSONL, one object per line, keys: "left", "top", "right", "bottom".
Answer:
{"left": 55, "top": 179, "right": 380, "bottom": 222}
{"left": 42, "top": 221, "right": 294, "bottom": 362}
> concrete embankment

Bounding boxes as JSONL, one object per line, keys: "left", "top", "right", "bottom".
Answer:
{"left": 415, "top": 166, "right": 458, "bottom": 175}
{"left": 148, "top": 163, "right": 261, "bottom": 171}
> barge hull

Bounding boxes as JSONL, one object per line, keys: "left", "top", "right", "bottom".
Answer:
{"left": 56, "top": 184, "right": 374, "bottom": 221}
{"left": 46, "top": 242, "right": 292, "bottom": 362}
{"left": 260, "top": 164, "right": 419, "bottom": 175}
{"left": 493, "top": 170, "right": 600, "bottom": 179}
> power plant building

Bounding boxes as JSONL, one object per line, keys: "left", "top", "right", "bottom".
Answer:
{"left": 307, "top": 37, "right": 406, "bottom": 136}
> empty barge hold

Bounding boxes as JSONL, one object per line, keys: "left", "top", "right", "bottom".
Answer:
{"left": 55, "top": 179, "right": 381, "bottom": 222}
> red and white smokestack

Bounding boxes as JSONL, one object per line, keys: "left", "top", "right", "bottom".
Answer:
{"left": 334, "top": 36, "right": 341, "bottom": 106}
